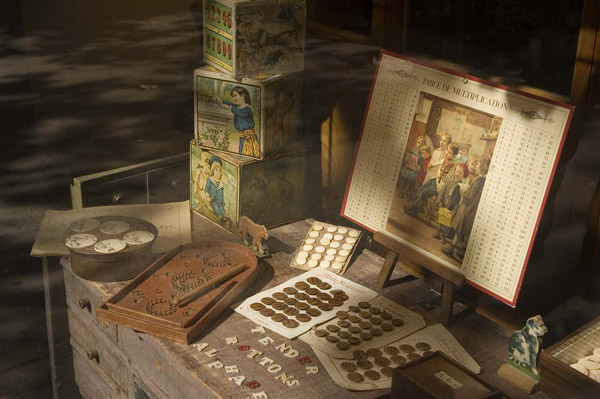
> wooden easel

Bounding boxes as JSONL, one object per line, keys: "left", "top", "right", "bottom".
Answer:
{"left": 374, "top": 231, "right": 465, "bottom": 326}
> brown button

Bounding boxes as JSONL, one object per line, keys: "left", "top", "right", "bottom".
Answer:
{"left": 356, "top": 359, "right": 373, "bottom": 370}
{"left": 359, "top": 311, "right": 372, "bottom": 319}
{"left": 364, "top": 370, "right": 381, "bottom": 381}
{"left": 284, "top": 307, "right": 299, "bottom": 316}
{"left": 326, "top": 325, "right": 340, "bottom": 332}
{"left": 353, "top": 350, "right": 367, "bottom": 359}
{"left": 370, "top": 317, "right": 382, "bottom": 325}
{"left": 384, "top": 346, "right": 399, "bottom": 355}
{"left": 348, "top": 305, "right": 360, "bottom": 313}
{"left": 295, "top": 281, "right": 310, "bottom": 290}
{"left": 407, "top": 353, "right": 421, "bottom": 361}
{"left": 308, "top": 298, "right": 322, "bottom": 306}
{"left": 348, "top": 326, "right": 361, "bottom": 334}
{"left": 307, "top": 277, "right": 322, "bottom": 285}
{"left": 367, "top": 348, "right": 382, "bottom": 358}
{"left": 294, "top": 292, "right": 310, "bottom": 300}
{"left": 416, "top": 342, "right": 431, "bottom": 351}
{"left": 337, "top": 320, "right": 351, "bottom": 328}
{"left": 316, "top": 292, "right": 332, "bottom": 301}
{"left": 272, "top": 302, "right": 287, "bottom": 310}
{"left": 358, "top": 301, "right": 370, "bottom": 309}
{"left": 271, "top": 313, "right": 287, "bottom": 322}
{"left": 381, "top": 367, "right": 394, "bottom": 377}
{"left": 283, "top": 287, "right": 297, "bottom": 295}
{"left": 272, "top": 292, "right": 287, "bottom": 300}
{"left": 305, "top": 287, "right": 319, "bottom": 296}
{"left": 261, "top": 297, "right": 275, "bottom": 305}
{"left": 370, "top": 328, "right": 383, "bottom": 336}
{"left": 392, "top": 318, "right": 404, "bottom": 326}
{"left": 317, "top": 282, "right": 332, "bottom": 290}
{"left": 336, "top": 311, "right": 349, "bottom": 320}
{"left": 296, "top": 313, "right": 312, "bottom": 322}
{"left": 284, "top": 297, "right": 298, "bottom": 305}
{"left": 329, "top": 298, "right": 344, "bottom": 307}
{"left": 400, "top": 344, "right": 415, "bottom": 353}
{"left": 369, "top": 306, "right": 381, "bottom": 314}
{"left": 334, "top": 293, "right": 349, "bottom": 301}
{"left": 359, "top": 332, "right": 372, "bottom": 340}
{"left": 349, "top": 315, "right": 361, "bottom": 323}
{"left": 306, "top": 308, "right": 322, "bottom": 317}
{"left": 336, "top": 341, "right": 350, "bottom": 350}
{"left": 347, "top": 372, "right": 364, "bottom": 383}
{"left": 381, "top": 323, "right": 393, "bottom": 332}
{"left": 294, "top": 302, "right": 310, "bottom": 310}
{"left": 358, "top": 322, "right": 372, "bottom": 330}
{"left": 250, "top": 303, "right": 265, "bottom": 311}
{"left": 318, "top": 303, "right": 333, "bottom": 311}
{"left": 374, "top": 356, "right": 390, "bottom": 367}
{"left": 260, "top": 308, "right": 275, "bottom": 317}
{"left": 330, "top": 289, "right": 345, "bottom": 295}
{"left": 341, "top": 362, "right": 357, "bottom": 372}
{"left": 314, "top": 329, "right": 328, "bottom": 337}
{"left": 348, "top": 336, "right": 361, "bottom": 345}
{"left": 391, "top": 354, "right": 407, "bottom": 365}
{"left": 326, "top": 335, "right": 339, "bottom": 343}
{"left": 381, "top": 311, "right": 392, "bottom": 320}
{"left": 283, "top": 319, "right": 299, "bottom": 328}
{"left": 338, "top": 330, "right": 351, "bottom": 339}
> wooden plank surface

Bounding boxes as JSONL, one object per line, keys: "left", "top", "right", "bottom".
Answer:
{"left": 63, "top": 215, "right": 552, "bottom": 399}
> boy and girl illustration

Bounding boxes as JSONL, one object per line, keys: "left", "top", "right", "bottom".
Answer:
{"left": 401, "top": 132, "right": 489, "bottom": 261}
{"left": 193, "top": 154, "right": 229, "bottom": 222}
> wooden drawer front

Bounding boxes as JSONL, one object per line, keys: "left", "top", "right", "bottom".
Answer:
{"left": 68, "top": 309, "right": 129, "bottom": 396}
{"left": 72, "top": 344, "right": 125, "bottom": 399}
{"left": 119, "top": 327, "right": 213, "bottom": 399}
{"left": 64, "top": 266, "right": 119, "bottom": 344}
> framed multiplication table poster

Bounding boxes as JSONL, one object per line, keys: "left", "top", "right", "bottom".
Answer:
{"left": 341, "top": 50, "right": 574, "bottom": 306}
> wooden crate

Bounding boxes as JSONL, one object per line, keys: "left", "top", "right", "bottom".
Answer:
{"left": 194, "top": 66, "right": 303, "bottom": 159}
{"left": 190, "top": 141, "right": 306, "bottom": 233}
{"left": 540, "top": 316, "right": 600, "bottom": 399}
{"left": 203, "top": 0, "right": 305, "bottom": 78}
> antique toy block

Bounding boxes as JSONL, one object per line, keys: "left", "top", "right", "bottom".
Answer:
{"left": 190, "top": 141, "right": 306, "bottom": 233}
{"left": 194, "top": 66, "right": 303, "bottom": 159}
{"left": 203, "top": 0, "right": 305, "bottom": 78}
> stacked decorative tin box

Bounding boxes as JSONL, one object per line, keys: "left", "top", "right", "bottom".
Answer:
{"left": 191, "top": 0, "right": 307, "bottom": 233}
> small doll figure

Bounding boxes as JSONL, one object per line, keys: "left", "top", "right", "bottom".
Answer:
{"left": 217, "top": 86, "right": 260, "bottom": 157}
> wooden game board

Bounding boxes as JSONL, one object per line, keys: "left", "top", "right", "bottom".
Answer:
{"left": 97, "top": 241, "right": 257, "bottom": 344}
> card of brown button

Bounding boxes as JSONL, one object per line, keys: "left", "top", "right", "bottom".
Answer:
{"left": 325, "top": 335, "right": 339, "bottom": 343}
{"left": 415, "top": 342, "right": 431, "bottom": 351}
{"left": 283, "top": 287, "right": 297, "bottom": 295}
{"left": 326, "top": 325, "right": 340, "bottom": 332}
{"left": 283, "top": 319, "right": 299, "bottom": 328}
{"left": 370, "top": 328, "right": 383, "bottom": 336}
{"left": 284, "top": 297, "right": 298, "bottom": 305}
{"left": 336, "top": 311, "right": 349, "bottom": 320}
{"left": 337, "top": 320, "right": 351, "bottom": 328}
{"left": 348, "top": 305, "right": 360, "bottom": 313}
{"left": 381, "top": 367, "right": 394, "bottom": 377}
{"left": 260, "top": 308, "right": 275, "bottom": 317}
{"left": 315, "top": 329, "right": 328, "bottom": 337}
{"left": 358, "top": 301, "right": 370, "bottom": 309}
{"left": 296, "top": 313, "right": 312, "bottom": 322}
{"left": 272, "top": 292, "right": 287, "bottom": 300}
{"left": 316, "top": 292, "right": 331, "bottom": 301}
{"left": 317, "top": 282, "right": 332, "bottom": 290}
{"left": 391, "top": 354, "right": 407, "bottom": 365}
{"left": 381, "top": 323, "right": 393, "bottom": 331}
{"left": 383, "top": 346, "right": 399, "bottom": 355}
{"left": 348, "top": 336, "right": 361, "bottom": 345}
{"left": 284, "top": 307, "right": 299, "bottom": 316}
{"left": 341, "top": 362, "right": 357, "bottom": 372}
{"left": 294, "top": 281, "right": 309, "bottom": 290}
{"left": 307, "top": 277, "right": 321, "bottom": 285}
{"left": 359, "top": 332, "right": 372, "bottom": 340}
{"left": 261, "top": 297, "right": 275, "bottom": 305}
{"left": 364, "top": 370, "right": 381, "bottom": 381}
{"left": 294, "top": 302, "right": 310, "bottom": 310}
{"left": 374, "top": 356, "right": 390, "bottom": 367}
{"left": 356, "top": 359, "right": 373, "bottom": 370}
{"left": 318, "top": 303, "right": 333, "bottom": 311}
{"left": 399, "top": 344, "right": 415, "bottom": 353}
{"left": 306, "top": 308, "right": 322, "bottom": 317}
{"left": 336, "top": 341, "right": 350, "bottom": 350}
{"left": 347, "top": 372, "right": 364, "bottom": 383}
{"left": 250, "top": 303, "right": 265, "bottom": 311}
{"left": 271, "top": 313, "right": 287, "bottom": 322}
